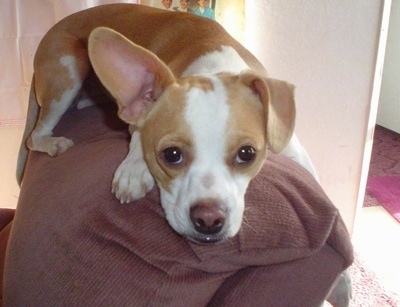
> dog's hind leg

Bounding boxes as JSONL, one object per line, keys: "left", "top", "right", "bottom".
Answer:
{"left": 281, "top": 133, "right": 319, "bottom": 181}
{"left": 27, "top": 36, "right": 90, "bottom": 156}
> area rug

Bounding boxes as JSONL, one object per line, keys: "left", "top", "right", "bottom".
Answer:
{"left": 364, "top": 125, "right": 400, "bottom": 209}
{"left": 348, "top": 252, "right": 400, "bottom": 307}
{"left": 367, "top": 176, "right": 400, "bottom": 222}
{"left": 368, "top": 126, "right": 400, "bottom": 179}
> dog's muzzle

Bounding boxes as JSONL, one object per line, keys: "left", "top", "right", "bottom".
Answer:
{"left": 189, "top": 199, "right": 227, "bottom": 243}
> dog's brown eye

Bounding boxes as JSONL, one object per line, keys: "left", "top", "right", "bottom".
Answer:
{"left": 162, "top": 147, "right": 183, "bottom": 165}
{"left": 235, "top": 146, "right": 256, "bottom": 164}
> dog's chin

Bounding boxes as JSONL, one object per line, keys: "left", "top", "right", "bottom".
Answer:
{"left": 185, "top": 232, "right": 230, "bottom": 244}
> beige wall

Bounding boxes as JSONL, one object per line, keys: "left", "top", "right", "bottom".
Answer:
{"left": 244, "top": 1, "right": 386, "bottom": 233}
{"left": 217, "top": 1, "right": 245, "bottom": 42}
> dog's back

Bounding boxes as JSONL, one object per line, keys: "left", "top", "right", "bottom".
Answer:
{"left": 36, "top": 4, "right": 265, "bottom": 77}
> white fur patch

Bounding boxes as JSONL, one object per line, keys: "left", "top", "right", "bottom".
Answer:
{"left": 158, "top": 76, "right": 249, "bottom": 239}
{"left": 181, "top": 46, "right": 249, "bottom": 77}
{"left": 40, "top": 55, "right": 82, "bottom": 135}
{"left": 184, "top": 77, "right": 229, "bottom": 165}
{"left": 60, "top": 55, "right": 83, "bottom": 92}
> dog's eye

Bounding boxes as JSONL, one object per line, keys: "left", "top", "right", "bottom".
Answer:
{"left": 162, "top": 147, "right": 183, "bottom": 165}
{"left": 235, "top": 146, "right": 256, "bottom": 164}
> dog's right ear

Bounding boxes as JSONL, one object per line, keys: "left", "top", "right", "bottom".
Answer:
{"left": 239, "top": 72, "right": 296, "bottom": 153}
{"left": 88, "top": 27, "right": 176, "bottom": 125}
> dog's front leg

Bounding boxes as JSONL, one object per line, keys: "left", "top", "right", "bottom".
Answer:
{"left": 112, "top": 131, "right": 155, "bottom": 204}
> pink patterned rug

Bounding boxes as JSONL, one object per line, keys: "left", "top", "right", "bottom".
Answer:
{"left": 367, "top": 176, "right": 400, "bottom": 222}
{"left": 364, "top": 126, "right": 400, "bottom": 219}
{"left": 349, "top": 252, "right": 400, "bottom": 307}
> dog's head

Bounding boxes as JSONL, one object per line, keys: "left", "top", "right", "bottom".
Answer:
{"left": 88, "top": 27, "right": 295, "bottom": 243}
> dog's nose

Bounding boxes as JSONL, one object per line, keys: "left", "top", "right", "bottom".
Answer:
{"left": 190, "top": 200, "right": 226, "bottom": 235}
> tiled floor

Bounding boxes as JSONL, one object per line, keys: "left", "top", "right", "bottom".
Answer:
{"left": 1, "top": 126, "right": 399, "bottom": 298}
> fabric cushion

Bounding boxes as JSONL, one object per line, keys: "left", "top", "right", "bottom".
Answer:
{"left": 4, "top": 103, "right": 353, "bottom": 306}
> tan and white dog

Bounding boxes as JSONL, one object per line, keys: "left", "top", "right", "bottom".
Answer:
{"left": 17, "top": 4, "right": 318, "bottom": 244}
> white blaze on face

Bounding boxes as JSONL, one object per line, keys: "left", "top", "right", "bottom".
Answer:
{"left": 184, "top": 76, "right": 229, "bottom": 169}
{"left": 159, "top": 76, "right": 249, "bottom": 239}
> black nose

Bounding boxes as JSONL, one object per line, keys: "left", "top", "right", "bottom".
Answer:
{"left": 190, "top": 200, "right": 226, "bottom": 235}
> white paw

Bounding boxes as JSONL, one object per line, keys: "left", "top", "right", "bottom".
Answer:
{"left": 47, "top": 137, "right": 75, "bottom": 156}
{"left": 76, "top": 98, "right": 96, "bottom": 109}
{"left": 29, "top": 136, "right": 74, "bottom": 156}
{"left": 112, "top": 159, "right": 155, "bottom": 204}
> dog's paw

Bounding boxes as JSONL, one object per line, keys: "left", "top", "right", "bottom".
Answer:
{"left": 47, "top": 137, "right": 75, "bottom": 156}
{"left": 112, "top": 159, "right": 155, "bottom": 204}
{"left": 29, "top": 136, "right": 75, "bottom": 156}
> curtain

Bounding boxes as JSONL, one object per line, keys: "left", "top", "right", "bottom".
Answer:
{"left": 0, "top": 0, "right": 139, "bottom": 127}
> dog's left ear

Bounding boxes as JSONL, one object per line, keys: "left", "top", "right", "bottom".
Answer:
{"left": 88, "top": 27, "right": 176, "bottom": 125}
{"left": 240, "top": 73, "right": 296, "bottom": 153}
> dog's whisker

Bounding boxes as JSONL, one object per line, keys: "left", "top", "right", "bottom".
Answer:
{"left": 242, "top": 217, "right": 257, "bottom": 234}
{"left": 241, "top": 203, "right": 266, "bottom": 234}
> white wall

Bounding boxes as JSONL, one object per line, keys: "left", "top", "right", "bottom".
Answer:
{"left": 377, "top": 0, "right": 400, "bottom": 133}
{"left": 244, "top": 1, "right": 385, "bottom": 233}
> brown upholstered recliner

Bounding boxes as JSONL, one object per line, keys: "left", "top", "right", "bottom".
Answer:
{"left": 1, "top": 104, "right": 353, "bottom": 306}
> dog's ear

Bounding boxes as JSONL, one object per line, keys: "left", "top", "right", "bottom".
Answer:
{"left": 88, "top": 27, "right": 176, "bottom": 125}
{"left": 240, "top": 72, "right": 296, "bottom": 153}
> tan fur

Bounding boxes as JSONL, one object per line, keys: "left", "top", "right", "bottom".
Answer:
{"left": 35, "top": 4, "right": 265, "bottom": 82}
{"left": 140, "top": 83, "right": 193, "bottom": 192}
{"left": 221, "top": 74, "right": 267, "bottom": 178}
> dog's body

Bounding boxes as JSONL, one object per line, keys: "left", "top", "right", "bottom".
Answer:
{"left": 17, "top": 4, "right": 351, "bottom": 305}
{"left": 18, "top": 4, "right": 316, "bottom": 243}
